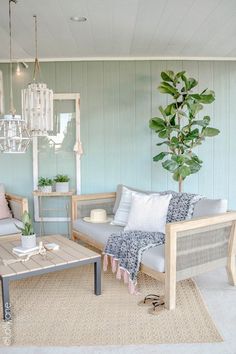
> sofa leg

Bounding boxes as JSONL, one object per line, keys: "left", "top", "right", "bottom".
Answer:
{"left": 164, "top": 279, "right": 176, "bottom": 310}
{"left": 227, "top": 222, "right": 236, "bottom": 286}
{"left": 226, "top": 263, "right": 236, "bottom": 286}
{"left": 71, "top": 232, "right": 77, "bottom": 242}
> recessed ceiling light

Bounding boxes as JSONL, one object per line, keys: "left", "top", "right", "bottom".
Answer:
{"left": 70, "top": 16, "right": 87, "bottom": 22}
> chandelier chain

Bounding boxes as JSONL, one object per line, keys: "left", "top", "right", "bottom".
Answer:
{"left": 33, "top": 15, "right": 40, "bottom": 81}
{"left": 9, "top": 0, "right": 17, "bottom": 115}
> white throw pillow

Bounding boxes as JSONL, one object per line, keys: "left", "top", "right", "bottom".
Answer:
{"left": 111, "top": 186, "right": 135, "bottom": 226}
{"left": 124, "top": 193, "right": 172, "bottom": 233}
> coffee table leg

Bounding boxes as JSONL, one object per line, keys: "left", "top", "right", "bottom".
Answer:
{"left": 1, "top": 277, "right": 11, "bottom": 321}
{"left": 94, "top": 259, "right": 101, "bottom": 295}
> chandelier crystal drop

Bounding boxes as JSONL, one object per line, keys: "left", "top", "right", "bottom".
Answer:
{"left": 0, "top": 0, "right": 31, "bottom": 154}
{"left": 21, "top": 15, "right": 53, "bottom": 136}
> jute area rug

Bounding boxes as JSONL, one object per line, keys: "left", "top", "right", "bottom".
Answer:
{"left": 0, "top": 265, "right": 222, "bottom": 346}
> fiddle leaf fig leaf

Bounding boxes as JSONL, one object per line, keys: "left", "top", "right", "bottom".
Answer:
{"left": 203, "top": 127, "right": 220, "bottom": 137}
{"left": 153, "top": 152, "right": 170, "bottom": 162}
{"left": 162, "top": 159, "right": 178, "bottom": 172}
{"left": 161, "top": 70, "right": 175, "bottom": 82}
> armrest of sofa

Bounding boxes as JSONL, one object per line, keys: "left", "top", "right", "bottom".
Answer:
{"left": 72, "top": 192, "right": 116, "bottom": 220}
{"left": 164, "top": 211, "right": 236, "bottom": 309}
{"left": 5, "top": 193, "right": 28, "bottom": 221}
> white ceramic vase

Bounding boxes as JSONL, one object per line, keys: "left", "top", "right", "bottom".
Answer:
{"left": 55, "top": 182, "right": 69, "bottom": 193}
{"left": 39, "top": 185, "right": 52, "bottom": 193}
{"left": 21, "top": 234, "right": 36, "bottom": 249}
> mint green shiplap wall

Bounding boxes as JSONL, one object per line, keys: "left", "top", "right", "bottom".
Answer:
{"left": 0, "top": 60, "right": 236, "bottom": 234}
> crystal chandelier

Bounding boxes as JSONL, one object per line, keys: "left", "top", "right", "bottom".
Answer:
{"left": 21, "top": 15, "right": 53, "bottom": 137}
{"left": 0, "top": 0, "right": 31, "bottom": 154}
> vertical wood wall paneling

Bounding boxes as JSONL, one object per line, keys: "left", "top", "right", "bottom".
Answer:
{"left": 183, "top": 61, "right": 199, "bottom": 194}
{"left": 134, "top": 61, "right": 152, "bottom": 190}
{"left": 71, "top": 61, "right": 88, "bottom": 193}
{"left": 1, "top": 59, "right": 236, "bottom": 236}
{"left": 198, "top": 61, "right": 214, "bottom": 198}
{"left": 213, "top": 62, "right": 229, "bottom": 201}
{"left": 86, "top": 61, "right": 105, "bottom": 193}
{"left": 103, "top": 61, "right": 121, "bottom": 192}
{"left": 119, "top": 61, "right": 136, "bottom": 187}
{"left": 228, "top": 62, "right": 236, "bottom": 209}
{"left": 150, "top": 60, "right": 168, "bottom": 192}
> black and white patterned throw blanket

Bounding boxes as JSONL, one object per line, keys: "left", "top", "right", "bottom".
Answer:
{"left": 103, "top": 192, "right": 203, "bottom": 294}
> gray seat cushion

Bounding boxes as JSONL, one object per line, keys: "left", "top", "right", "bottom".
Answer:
{"left": 73, "top": 218, "right": 123, "bottom": 246}
{"left": 73, "top": 218, "right": 165, "bottom": 272}
{"left": 0, "top": 218, "right": 22, "bottom": 236}
{"left": 193, "top": 198, "right": 227, "bottom": 218}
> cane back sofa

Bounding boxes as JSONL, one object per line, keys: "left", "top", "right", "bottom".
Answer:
{"left": 0, "top": 183, "right": 28, "bottom": 237}
{"left": 71, "top": 189, "right": 236, "bottom": 310}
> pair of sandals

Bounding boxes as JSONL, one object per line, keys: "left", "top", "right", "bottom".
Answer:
{"left": 139, "top": 294, "right": 165, "bottom": 315}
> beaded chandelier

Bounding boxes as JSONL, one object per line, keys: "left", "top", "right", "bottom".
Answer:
{"left": 21, "top": 15, "right": 53, "bottom": 136}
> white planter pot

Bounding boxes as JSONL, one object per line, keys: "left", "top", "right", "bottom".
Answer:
{"left": 21, "top": 234, "right": 36, "bottom": 249}
{"left": 55, "top": 182, "right": 69, "bottom": 193}
{"left": 38, "top": 186, "right": 52, "bottom": 193}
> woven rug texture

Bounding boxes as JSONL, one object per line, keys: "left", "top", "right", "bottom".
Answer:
{"left": 0, "top": 265, "right": 222, "bottom": 346}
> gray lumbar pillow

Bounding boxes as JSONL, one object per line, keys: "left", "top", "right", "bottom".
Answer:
{"left": 192, "top": 198, "right": 228, "bottom": 218}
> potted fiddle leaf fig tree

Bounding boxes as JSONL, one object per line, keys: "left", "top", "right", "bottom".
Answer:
{"left": 16, "top": 211, "right": 36, "bottom": 249}
{"left": 149, "top": 70, "right": 220, "bottom": 192}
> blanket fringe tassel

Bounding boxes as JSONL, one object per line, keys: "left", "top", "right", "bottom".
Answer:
{"left": 103, "top": 254, "right": 138, "bottom": 295}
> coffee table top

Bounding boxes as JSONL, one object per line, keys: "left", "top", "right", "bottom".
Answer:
{"left": 0, "top": 235, "right": 100, "bottom": 278}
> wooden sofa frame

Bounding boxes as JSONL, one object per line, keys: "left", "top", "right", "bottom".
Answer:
{"left": 72, "top": 192, "right": 236, "bottom": 310}
{"left": 4, "top": 193, "right": 29, "bottom": 236}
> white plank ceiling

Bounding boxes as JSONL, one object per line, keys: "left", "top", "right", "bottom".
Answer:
{"left": 0, "top": 0, "right": 236, "bottom": 60}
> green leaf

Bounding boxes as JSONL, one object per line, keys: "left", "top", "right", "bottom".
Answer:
{"left": 173, "top": 169, "right": 180, "bottom": 181}
{"left": 158, "top": 82, "right": 179, "bottom": 96}
{"left": 153, "top": 152, "right": 169, "bottom": 162}
{"left": 162, "top": 159, "right": 178, "bottom": 172}
{"left": 187, "top": 78, "right": 198, "bottom": 90}
{"left": 179, "top": 165, "right": 191, "bottom": 178}
{"left": 149, "top": 118, "right": 166, "bottom": 131}
{"left": 156, "top": 141, "right": 170, "bottom": 146}
{"left": 161, "top": 70, "right": 175, "bottom": 82}
{"left": 203, "top": 127, "right": 220, "bottom": 137}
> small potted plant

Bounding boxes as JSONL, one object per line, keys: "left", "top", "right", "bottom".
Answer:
{"left": 38, "top": 177, "right": 53, "bottom": 193}
{"left": 16, "top": 211, "right": 36, "bottom": 249}
{"left": 54, "top": 174, "right": 70, "bottom": 192}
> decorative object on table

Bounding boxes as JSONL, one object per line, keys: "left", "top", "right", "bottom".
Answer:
{"left": 4, "top": 241, "right": 46, "bottom": 266}
{"left": 15, "top": 211, "right": 36, "bottom": 249}
{"left": 0, "top": 0, "right": 31, "bottom": 154}
{"left": 38, "top": 176, "right": 53, "bottom": 193}
{"left": 44, "top": 243, "right": 60, "bottom": 251}
{"left": 54, "top": 174, "right": 70, "bottom": 192}
{"left": 21, "top": 15, "right": 53, "bottom": 136}
{"left": 83, "top": 209, "right": 112, "bottom": 224}
{"left": 149, "top": 70, "right": 220, "bottom": 192}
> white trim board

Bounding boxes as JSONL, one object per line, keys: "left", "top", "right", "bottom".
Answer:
{"left": 1, "top": 56, "right": 236, "bottom": 63}
{"left": 33, "top": 93, "right": 81, "bottom": 223}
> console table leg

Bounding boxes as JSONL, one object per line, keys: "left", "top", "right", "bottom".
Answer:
{"left": 94, "top": 259, "right": 101, "bottom": 295}
{"left": 1, "top": 278, "right": 11, "bottom": 321}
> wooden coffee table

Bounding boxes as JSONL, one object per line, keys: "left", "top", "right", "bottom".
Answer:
{"left": 0, "top": 234, "right": 101, "bottom": 321}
